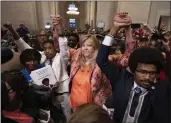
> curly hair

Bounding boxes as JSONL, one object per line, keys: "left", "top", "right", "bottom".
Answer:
{"left": 1, "top": 47, "right": 14, "bottom": 64}
{"left": 128, "top": 47, "right": 165, "bottom": 73}
{"left": 67, "top": 32, "right": 80, "bottom": 43}
{"left": 19, "top": 49, "right": 41, "bottom": 65}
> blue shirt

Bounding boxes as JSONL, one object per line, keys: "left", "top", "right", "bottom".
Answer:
{"left": 20, "top": 64, "right": 44, "bottom": 83}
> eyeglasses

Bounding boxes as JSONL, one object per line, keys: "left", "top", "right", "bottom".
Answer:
{"left": 136, "top": 69, "right": 157, "bottom": 76}
{"left": 7, "top": 88, "right": 15, "bottom": 93}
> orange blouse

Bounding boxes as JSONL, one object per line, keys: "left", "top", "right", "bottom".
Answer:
{"left": 70, "top": 64, "right": 93, "bottom": 110}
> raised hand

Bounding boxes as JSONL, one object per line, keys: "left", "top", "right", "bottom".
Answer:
{"left": 4, "top": 22, "right": 13, "bottom": 29}
{"left": 109, "top": 12, "right": 132, "bottom": 36}
{"left": 50, "top": 15, "right": 64, "bottom": 35}
{"left": 3, "top": 22, "right": 20, "bottom": 40}
{"left": 51, "top": 15, "right": 61, "bottom": 25}
{"left": 114, "top": 12, "right": 131, "bottom": 27}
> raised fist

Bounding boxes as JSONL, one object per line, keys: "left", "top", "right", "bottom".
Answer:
{"left": 50, "top": 15, "right": 63, "bottom": 26}
{"left": 50, "top": 15, "right": 64, "bottom": 35}
{"left": 4, "top": 22, "right": 12, "bottom": 29}
{"left": 109, "top": 13, "right": 132, "bottom": 36}
{"left": 114, "top": 12, "right": 131, "bottom": 28}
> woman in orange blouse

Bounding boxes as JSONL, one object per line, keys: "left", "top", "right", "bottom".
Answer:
{"left": 51, "top": 15, "right": 112, "bottom": 111}
{"left": 68, "top": 35, "right": 112, "bottom": 110}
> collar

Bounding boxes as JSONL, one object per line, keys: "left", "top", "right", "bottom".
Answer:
{"left": 133, "top": 81, "right": 155, "bottom": 94}
{"left": 133, "top": 82, "right": 147, "bottom": 94}
{"left": 46, "top": 53, "right": 58, "bottom": 63}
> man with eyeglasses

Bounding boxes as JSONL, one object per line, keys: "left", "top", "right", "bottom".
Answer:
{"left": 97, "top": 13, "right": 170, "bottom": 123}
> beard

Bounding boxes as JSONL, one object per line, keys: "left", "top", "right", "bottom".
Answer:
{"left": 141, "top": 79, "right": 155, "bottom": 88}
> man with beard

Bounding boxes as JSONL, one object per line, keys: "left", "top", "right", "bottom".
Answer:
{"left": 97, "top": 13, "right": 170, "bottom": 123}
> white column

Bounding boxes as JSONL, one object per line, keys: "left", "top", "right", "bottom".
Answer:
{"left": 85, "top": 1, "right": 91, "bottom": 25}
{"left": 40, "top": 2, "right": 51, "bottom": 28}
{"left": 54, "top": 1, "right": 59, "bottom": 15}
{"left": 49, "top": 2, "right": 56, "bottom": 15}
{"left": 85, "top": 1, "right": 96, "bottom": 28}
{"left": 90, "top": 1, "right": 96, "bottom": 28}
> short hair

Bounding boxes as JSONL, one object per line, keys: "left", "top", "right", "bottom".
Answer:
{"left": 20, "top": 49, "right": 41, "bottom": 65}
{"left": 42, "top": 39, "right": 55, "bottom": 47}
{"left": 1, "top": 47, "right": 13, "bottom": 64}
{"left": 67, "top": 103, "right": 113, "bottom": 123}
{"left": 68, "top": 33, "right": 79, "bottom": 42}
{"left": 42, "top": 78, "right": 49, "bottom": 83}
{"left": 128, "top": 47, "right": 165, "bottom": 73}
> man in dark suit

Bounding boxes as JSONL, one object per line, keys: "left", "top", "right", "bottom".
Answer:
{"left": 96, "top": 13, "right": 170, "bottom": 123}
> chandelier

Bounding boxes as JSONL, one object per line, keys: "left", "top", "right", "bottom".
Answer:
{"left": 66, "top": 3, "right": 80, "bottom": 15}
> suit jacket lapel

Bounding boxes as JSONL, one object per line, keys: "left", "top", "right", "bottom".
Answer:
{"left": 124, "top": 76, "right": 134, "bottom": 103}
{"left": 118, "top": 75, "right": 134, "bottom": 122}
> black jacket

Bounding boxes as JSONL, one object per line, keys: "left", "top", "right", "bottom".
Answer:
{"left": 96, "top": 44, "right": 170, "bottom": 123}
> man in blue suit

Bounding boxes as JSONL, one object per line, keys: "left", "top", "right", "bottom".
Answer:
{"left": 97, "top": 13, "right": 170, "bottom": 123}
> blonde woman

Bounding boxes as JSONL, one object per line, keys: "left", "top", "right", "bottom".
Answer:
{"left": 51, "top": 15, "right": 112, "bottom": 111}
{"left": 68, "top": 35, "right": 112, "bottom": 110}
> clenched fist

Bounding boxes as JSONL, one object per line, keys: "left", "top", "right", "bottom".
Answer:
{"left": 114, "top": 12, "right": 131, "bottom": 28}
{"left": 50, "top": 15, "right": 64, "bottom": 35}
{"left": 109, "top": 12, "right": 132, "bottom": 36}
{"left": 4, "top": 22, "right": 13, "bottom": 29}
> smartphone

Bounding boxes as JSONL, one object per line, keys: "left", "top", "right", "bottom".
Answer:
{"left": 131, "top": 24, "right": 141, "bottom": 29}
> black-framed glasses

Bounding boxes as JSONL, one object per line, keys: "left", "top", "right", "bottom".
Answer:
{"left": 136, "top": 69, "right": 157, "bottom": 76}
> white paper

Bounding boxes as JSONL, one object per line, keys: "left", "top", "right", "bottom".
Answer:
{"left": 30, "top": 65, "right": 57, "bottom": 85}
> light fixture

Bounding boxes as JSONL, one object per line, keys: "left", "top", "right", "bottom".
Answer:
{"left": 66, "top": 3, "right": 80, "bottom": 15}
{"left": 45, "top": 22, "right": 51, "bottom": 29}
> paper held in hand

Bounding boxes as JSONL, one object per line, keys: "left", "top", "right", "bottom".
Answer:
{"left": 30, "top": 65, "right": 57, "bottom": 85}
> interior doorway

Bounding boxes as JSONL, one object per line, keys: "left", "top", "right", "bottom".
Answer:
{"left": 69, "top": 18, "right": 76, "bottom": 28}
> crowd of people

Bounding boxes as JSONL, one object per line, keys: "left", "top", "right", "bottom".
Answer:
{"left": 1, "top": 12, "right": 170, "bottom": 123}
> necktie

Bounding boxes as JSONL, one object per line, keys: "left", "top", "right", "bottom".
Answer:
{"left": 49, "top": 59, "right": 53, "bottom": 66}
{"left": 129, "top": 87, "right": 142, "bottom": 117}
